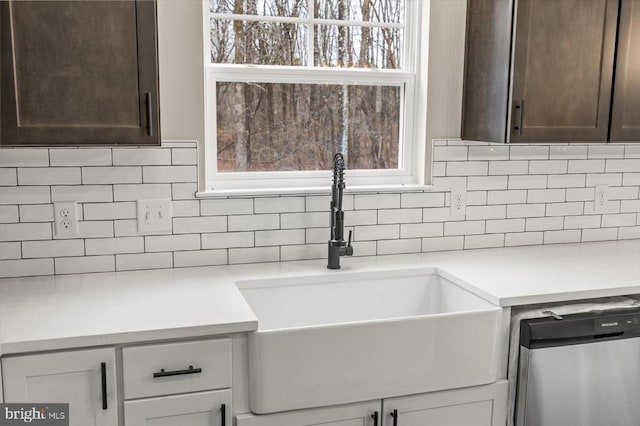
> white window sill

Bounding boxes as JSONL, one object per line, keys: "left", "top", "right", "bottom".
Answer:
{"left": 196, "top": 184, "right": 434, "bottom": 198}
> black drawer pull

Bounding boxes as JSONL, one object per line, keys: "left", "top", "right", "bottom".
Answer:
{"left": 153, "top": 365, "right": 202, "bottom": 378}
{"left": 221, "top": 403, "right": 226, "bottom": 426}
{"left": 371, "top": 411, "right": 379, "bottom": 426}
{"left": 390, "top": 409, "right": 398, "bottom": 426}
{"left": 146, "top": 92, "right": 153, "bottom": 136}
{"left": 101, "top": 362, "right": 108, "bottom": 410}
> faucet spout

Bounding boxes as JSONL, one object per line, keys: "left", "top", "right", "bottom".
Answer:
{"left": 328, "top": 153, "right": 353, "bottom": 269}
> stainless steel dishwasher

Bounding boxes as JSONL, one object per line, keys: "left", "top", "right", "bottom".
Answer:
{"left": 516, "top": 308, "right": 640, "bottom": 426}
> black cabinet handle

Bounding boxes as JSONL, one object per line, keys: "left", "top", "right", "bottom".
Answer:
{"left": 146, "top": 92, "right": 153, "bottom": 136}
{"left": 220, "top": 403, "right": 226, "bottom": 426}
{"left": 371, "top": 411, "right": 379, "bottom": 426}
{"left": 513, "top": 100, "right": 524, "bottom": 136}
{"left": 153, "top": 365, "right": 202, "bottom": 378}
{"left": 390, "top": 409, "right": 398, "bottom": 426}
{"left": 100, "top": 362, "right": 107, "bottom": 410}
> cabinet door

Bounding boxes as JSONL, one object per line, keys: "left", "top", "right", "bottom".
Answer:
{"left": 125, "top": 390, "right": 231, "bottom": 426}
{"left": 0, "top": 0, "right": 159, "bottom": 146}
{"left": 2, "top": 348, "right": 118, "bottom": 426}
{"left": 611, "top": 0, "right": 640, "bottom": 141}
{"left": 509, "top": 0, "right": 618, "bottom": 143}
{"left": 236, "top": 400, "right": 380, "bottom": 426}
{"left": 383, "top": 381, "right": 507, "bottom": 426}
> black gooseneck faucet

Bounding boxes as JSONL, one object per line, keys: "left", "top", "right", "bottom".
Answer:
{"left": 328, "top": 153, "right": 353, "bottom": 269}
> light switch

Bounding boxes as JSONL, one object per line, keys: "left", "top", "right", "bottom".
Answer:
{"left": 137, "top": 199, "right": 172, "bottom": 234}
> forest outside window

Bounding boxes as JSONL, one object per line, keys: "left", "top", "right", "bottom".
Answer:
{"left": 204, "top": 0, "right": 425, "bottom": 192}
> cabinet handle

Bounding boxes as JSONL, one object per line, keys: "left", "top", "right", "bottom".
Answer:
{"left": 146, "top": 92, "right": 153, "bottom": 136}
{"left": 390, "top": 409, "right": 398, "bottom": 426}
{"left": 513, "top": 100, "right": 524, "bottom": 136}
{"left": 371, "top": 411, "right": 379, "bottom": 426}
{"left": 220, "top": 403, "right": 226, "bottom": 426}
{"left": 153, "top": 365, "right": 202, "bottom": 378}
{"left": 100, "top": 362, "right": 107, "bottom": 410}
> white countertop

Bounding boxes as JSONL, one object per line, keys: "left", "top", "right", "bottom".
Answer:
{"left": 3, "top": 239, "right": 640, "bottom": 355}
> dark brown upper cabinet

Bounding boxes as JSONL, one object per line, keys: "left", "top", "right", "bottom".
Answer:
{"left": 462, "top": 0, "right": 621, "bottom": 143}
{"left": 0, "top": 0, "right": 160, "bottom": 146}
{"left": 611, "top": 0, "right": 640, "bottom": 141}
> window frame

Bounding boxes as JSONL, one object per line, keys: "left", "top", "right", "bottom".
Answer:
{"left": 202, "top": 0, "right": 428, "bottom": 193}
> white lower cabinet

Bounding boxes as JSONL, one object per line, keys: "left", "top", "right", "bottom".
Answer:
{"left": 125, "top": 389, "right": 231, "bottom": 426}
{"left": 236, "top": 400, "right": 381, "bottom": 426}
{"left": 2, "top": 348, "right": 118, "bottom": 426}
{"left": 236, "top": 382, "right": 508, "bottom": 426}
{"left": 383, "top": 381, "right": 508, "bottom": 426}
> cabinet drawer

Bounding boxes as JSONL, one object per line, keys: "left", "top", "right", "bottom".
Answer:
{"left": 123, "top": 338, "right": 231, "bottom": 399}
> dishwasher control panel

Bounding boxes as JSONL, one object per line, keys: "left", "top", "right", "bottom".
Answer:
{"left": 595, "top": 313, "right": 640, "bottom": 333}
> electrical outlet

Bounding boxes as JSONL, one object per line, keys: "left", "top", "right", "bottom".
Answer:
{"left": 54, "top": 201, "right": 79, "bottom": 237}
{"left": 450, "top": 188, "right": 467, "bottom": 219}
{"left": 594, "top": 185, "right": 609, "bottom": 212}
{"left": 137, "top": 199, "right": 172, "bottom": 234}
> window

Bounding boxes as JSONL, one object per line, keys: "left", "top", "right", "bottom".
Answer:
{"left": 204, "top": 0, "right": 427, "bottom": 192}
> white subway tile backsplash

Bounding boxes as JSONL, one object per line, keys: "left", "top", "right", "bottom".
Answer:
{"left": 582, "top": 227, "right": 618, "bottom": 242}
{"left": 228, "top": 214, "right": 278, "bottom": 231}
{"left": 527, "top": 189, "right": 565, "bottom": 203}
{"left": 18, "top": 204, "right": 53, "bottom": 222}
{"left": 510, "top": 145, "right": 548, "bottom": 160}
{"left": 544, "top": 229, "right": 581, "bottom": 244}
{"left": 487, "top": 190, "right": 527, "bottom": 205}
{"left": 549, "top": 145, "right": 588, "bottom": 159}
{"left": 489, "top": 161, "right": 528, "bottom": 175}
{"left": 0, "top": 149, "right": 49, "bottom": 167}
{"left": 422, "top": 236, "right": 464, "bottom": 252}
{"left": 62, "top": 221, "right": 114, "bottom": 239}
{"left": 423, "top": 207, "right": 460, "bottom": 222}
{"left": 588, "top": 145, "right": 624, "bottom": 159}
{"left": 174, "top": 216, "right": 227, "bottom": 233}
{"left": 446, "top": 161, "right": 488, "bottom": 176}
{"left": 505, "top": 232, "right": 543, "bottom": 247}
{"left": 116, "top": 252, "right": 173, "bottom": 271}
{"left": 623, "top": 173, "right": 640, "bottom": 186}
{"left": 22, "top": 240, "right": 84, "bottom": 258}
{"left": 52, "top": 185, "right": 113, "bottom": 203}
{"left": 255, "top": 229, "right": 305, "bottom": 246}
{"left": 444, "top": 221, "right": 485, "bottom": 236}
{"left": 113, "top": 148, "right": 171, "bottom": 165}
{"left": 466, "top": 191, "right": 488, "bottom": 206}
{"left": 344, "top": 210, "right": 378, "bottom": 226}
{"left": 378, "top": 208, "right": 422, "bottom": 224}
{"left": 621, "top": 200, "right": 640, "bottom": 213}
{"left": 377, "top": 238, "right": 421, "bottom": 255}
{"left": 466, "top": 205, "right": 506, "bottom": 220}
{"left": 584, "top": 200, "right": 621, "bottom": 215}
{"left": 0, "top": 206, "right": 19, "bottom": 223}
{"left": 113, "top": 184, "right": 171, "bottom": 201}
{"left": 601, "top": 213, "right": 636, "bottom": 228}
{"left": 526, "top": 217, "right": 564, "bottom": 232}
{"left": 82, "top": 167, "right": 141, "bottom": 184}
{"left": 485, "top": 219, "right": 525, "bottom": 233}
{"left": 400, "top": 222, "right": 444, "bottom": 239}
{"left": 281, "top": 244, "right": 325, "bottom": 261}
{"left": 172, "top": 183, "right": 198, "bottom": 200}
{"left": 547, "top": 174, "right": 586, "bottom": 188}
{"left": 508, "top": 175, "right": 547, "bottom": 189}
{"left": 55, "top": 255, "right": 115, "bottom": 274}
{"left": 545, "top": 202, "right": 584, "bottom": 217}
{"left": 202, "top": 232, "right": 254, "bottom": 249}
{"left": 143, "top": 166, "right": 197, "bottom": 183}
{"left": 145, "top": 234, "right": 200, "bottom": 252}
{"left": 229, "top": 247, "right": 279, "bottom": 264}
{"left": 529, "top": 160, "right": 567, "bottom": 175}
{"left": 83, "top": 202, "right": 136, "bottom": 220}
{"left": 201, "top": 199, "right": 253, "bottom": 216}
{"left": 354, "top": 194, "right": 400, "bottom": 210}
{"left": 0, "top": 223, "right": 51, "bottom": 241}
{"left": 431, "top": 177, "right": 467, "bottom": 189}
{"left": 432, "top": 162, "right": 446, "bottom": 177}
{"left": 464, "top": 233, "right": 504, "bottom": 249}
{"left": 568, "top": 159, "right": 605, "bottom": 174}
{"left": 586, "top": 173, "right": 622, "bottom": 187}
{"left": 609, "top": 186, "right": 640, "bottom": 200}
{"left": 619, "top": 226, "right": 640, "bottom": 240}
{"left": 467, "top": 176, "right": 508, "bottom": 190}
{"left": 606, "top": 159, "right": 640, "bottom": 173}
{"left": 354, "top": 224, "right": 399, "bottom": 240}
{"left": 0, "top": 242, "right": 21, "bottom": 260}
{"left": 564, "top": 215, "right": 601, "bottom": 229}
{"left": 468, "top": 146, "right": 509, "bottom": 160}
{"left": 566, "top": 188, "right": 596, "bottom": 202}
{"left": 0, "top": 258, "right": 54, "bottom": 277}
{"left": 171, "top": 148, "right": 198, "bottom": 165}
{"left": 255, "top": 197, "right": 305, "bottom": 213}
{"left": 85, "top": 237, "right": 144, "bottom": 255}
{"left": 281, "top": 212, "right": 327, "bottom": 229}
{"left": 172, "top": 200, "right": 200, "bottom": 217}
{"left": 0, "top": 186, "right": 50, "bottom": 205}
{"left": 401, "top": 192, "right": 445, "bottom": 208}
{"left": 0, "top": 168, "right": 17, "bottom": 186}
{"left": 433, "top": 146, "right": 468, "bottom": 161}
{"left": 507, "top": 203, "right": 546, "bottom": 218}
{"left": 174, "top": 249, "right": 227, "bottom": 267}
{"left": 50, "top": 149, "right": 111, "bottom": 166}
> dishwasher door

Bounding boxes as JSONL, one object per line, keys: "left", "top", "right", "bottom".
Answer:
{"left": 516, "top": 336, "right": 640, "bottom": 426}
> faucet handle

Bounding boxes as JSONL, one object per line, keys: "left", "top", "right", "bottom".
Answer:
{"left": 347, "top": 230, "right": 352, "bottom": 247}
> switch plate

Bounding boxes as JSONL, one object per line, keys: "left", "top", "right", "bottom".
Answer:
{"left": 137, "top": 199, "right": 172, "bottom": 234}
{"left": 450, "top": 188, "right": 467, "bottom": 219}
{"left": 54, "top": 201, "right": 79, "bottom": 238}
{"left": 594, "top": 185, "right": 609, "bottom": 212}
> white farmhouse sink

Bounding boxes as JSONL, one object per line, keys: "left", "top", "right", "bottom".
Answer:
{"left": 237, "top": 267, "right": 503, "bottom": 414}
